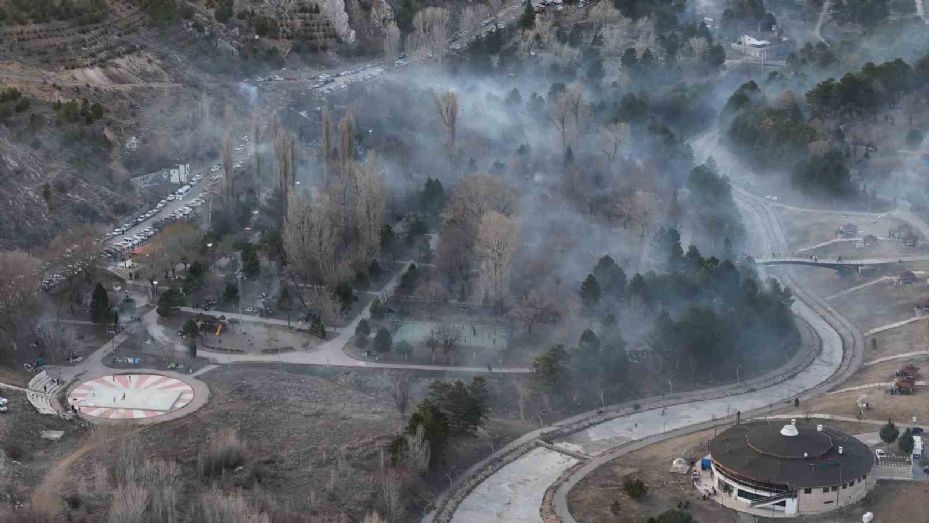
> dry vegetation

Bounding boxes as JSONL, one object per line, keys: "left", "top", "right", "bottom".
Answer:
{"left": 567, "top": 428, "right": 739, "bottom": 523}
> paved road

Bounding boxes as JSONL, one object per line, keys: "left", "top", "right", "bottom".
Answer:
{"left": 440, "top": 131, "right": 871, "bottom": 523}
{"left": 813, "top": 0, "right": 833, "bottom": 45}
{"left": 754, "top": 254, "right": 929, "bottom": 267}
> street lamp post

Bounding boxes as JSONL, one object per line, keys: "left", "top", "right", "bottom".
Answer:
{"left": 152, "top": 280, "right": 159, "bottom": 302}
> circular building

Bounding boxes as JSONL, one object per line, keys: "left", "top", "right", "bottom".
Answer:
{"left": 706, "top": 420, "right": 874, "bottom": 516}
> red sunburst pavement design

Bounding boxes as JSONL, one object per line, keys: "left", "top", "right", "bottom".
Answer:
{"left": 67, "top": 374, "right": 195, "bottom": 421}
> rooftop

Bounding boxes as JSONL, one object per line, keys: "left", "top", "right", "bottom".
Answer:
{"left": 709, "top": 421, "right": 873, "bottom": 489}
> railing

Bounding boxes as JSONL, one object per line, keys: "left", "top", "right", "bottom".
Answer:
{"left": 749, "top": 490, "right": 795, "bottom": 507}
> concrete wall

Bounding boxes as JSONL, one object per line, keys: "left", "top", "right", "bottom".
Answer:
{"left": 796, "top": 474, "right": 870, "bottom": 514}
{"left": 711, "top": 465, "right": 795, "bottom": 515}
{"left": 711, "top": 462, "right": 873, "bottom": 516}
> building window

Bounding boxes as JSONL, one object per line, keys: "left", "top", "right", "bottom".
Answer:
{"left": 841, "top": 484, "right": 846, "bottom": 489}
{"left": 822, "top": 488, "right": 829, "bottom": 493}
{"left": 804, "top": 488, "right": 812, "bottom": 494}
{"left": 824, "top": 501, "right": 834, "bottom": 505}
{"left": 831, "top": 486, "right": 838, "bottom": 492}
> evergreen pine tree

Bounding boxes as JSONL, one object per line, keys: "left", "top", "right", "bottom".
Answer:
{"left": 90, "top": 283, "right": 110, "bottom": 324}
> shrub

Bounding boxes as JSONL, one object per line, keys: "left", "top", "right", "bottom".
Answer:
{"left": 394, "top": 341, "right": 413, "bottom": 361}
{"left": 880, "top": 420, "right": 900, "bottom": 444}
{"left": 223, "top": 281, "right": 239, "bottom": 303}
{"left": 355, "top": 319, "right": 371, "bottom": 348}
{"left": 107, "top": 482, "right": 148, "bottom": 523}
{"left": 623, "top": 477, "right": 648, "bottom": 499}
{"left": 374, "top": 327, "right": 393, "bottom": 353}
{"left": 4, "top": 444, "right": 25, "bottom": 460}
{"left": 198, "top": 429, "right": 247, "bottom": 477}
{"left": 198, "top": 489, "right": 269, "bottom": 523}
{"left": 899, "top": 428, "right": 915, "bottom": 454}
{"left": 370, "top": 298, "right": 386, "bottom": 320}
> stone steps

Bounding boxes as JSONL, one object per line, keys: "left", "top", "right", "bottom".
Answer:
{"left": 26, "top": 370, "right": 67, "bottom": 416}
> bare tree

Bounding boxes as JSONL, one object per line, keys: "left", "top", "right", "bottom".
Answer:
{"left": 415, "top": 280, "right": 449, "bottom": 303}
{"left": 107, "top": 483, "right": 148, "bottom": 523}
{"left": 283, "top": 194, "right": 343, "bottom": 285}
{"left": 686, "top": 36, "right": 709, "bottom": 60}
{"left": 438, "top": 173, "right": 515, "bottom": 287}
{"left": 319, "top": 106, "right": 333, "bottom": 179}
{"left": 549, "top": 86, "right": 588, "bottom": 154}
{"left": 36, "top": 323, "right": 77, "bottom": 364}
{"left": 475, "top": 211, "right": 521, "bottom": 306}
{"left": 383, "top": 21, "right": 401, "bottom": 64}
{"left": 43, "top": 224, "right": 103, "bottom": 309}
{"left": 434, "top": 89, "right": 459, "bottom": 152}
{"left": 548, "top": 94, "right": 572, "bottom": 155}
{"left": 198, "top": 489, "right": 270, "bottom": 523}
{"left": 389, "top": 372, "right": 411, "bottom": 414}
{"left": 510, "top": 288, "right": 561, "bottom": 335}
{"left": 600, "top": 122, "right": 630, "bottom": 163}
{"left": 272, "top": 119, "right": 296, "bottom": 218}
{"left": 337, "top": 112, "right": 356, "bottom": 179}
{"left": 564, "top": 84, "right": 588, "bottom": 140}
{"left": 251, "top": 110, "right": 262, "bottom": 192}
{"left": 436, "top": 222, "right": 472, "bottom": 283}
{"left": 411, "top": 7, "right": 450, "bottom": 58}
{"left": 427, "top": 322, "right": 462, "bottom": 362}
{"left": 611, "top": 190, "right": 656, "bottom": 242}
{"left": 350, "top": 157, "right": 385, "bottom": 264}
{"left": 443, "top": 172, "right": 516, "bottom": 228}
{"left": 378, "top": 453, "right": 403, "bottom": 522}
{"left": 488, "top": 0, "right": 503, "bottom": 21}
{"left": 0, "top": 250, "right": 42, "bottom": 351}
{"left": 141, "top": 222, "right": 201, "bottom": 281}
{"left": 399, "top": 423, "right": 431, "bottom": 473}
{"left": 302, "top": 284, "right": 341, "bottom": 324}
{"left": 460, "top": 4, "right": 489, "bottom": 35}
{"left": 222, "top": 132, "right": 234, "bottom": 202}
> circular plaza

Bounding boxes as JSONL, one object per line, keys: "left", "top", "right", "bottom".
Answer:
{"left": 67, "top": 373, "right": 197, "bottom": 422}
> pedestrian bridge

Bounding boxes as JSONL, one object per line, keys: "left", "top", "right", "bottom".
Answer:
{"left": 752, "top": 255, "right": 929, "bottom": 270}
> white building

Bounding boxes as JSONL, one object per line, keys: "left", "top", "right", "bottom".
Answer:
{"left": 706, "top": 421, "right": 874, "bottom": 516}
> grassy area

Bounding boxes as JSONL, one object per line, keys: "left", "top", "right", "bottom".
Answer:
{"left": 567, "top": 428, "right": 739, "bottom": 523}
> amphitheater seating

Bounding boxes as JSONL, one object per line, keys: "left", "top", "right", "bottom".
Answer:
{"left": 26, "top": 370, "right": 67, "bottom": 416}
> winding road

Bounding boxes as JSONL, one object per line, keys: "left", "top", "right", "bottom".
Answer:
{"left": 434, "top": 132, "right": 874, "bottom": 523}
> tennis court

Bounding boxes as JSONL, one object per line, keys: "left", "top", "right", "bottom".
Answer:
{"left": 392, "top": 320, "right": 508, "bottom": 350}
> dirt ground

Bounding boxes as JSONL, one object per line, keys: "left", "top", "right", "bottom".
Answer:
{"left": 802, "top": 481, "right": 929, "bottom": 523}
{"left": 0, "top": 393, "right": 88, "bottom": 510}
{"left": 568, "top": 420, "right": 929, "bottom": 523}
{"left": 867, "top": 319, "right": 929, "bottom": 362}
{"left": 775, "top": 356, "right": 929, "bottom": 432}
{"left": 785, "top": 261, "right": 929, "bottom": 333}
{"left": 802, "top": 238, "right": 929, "bottom": 259}
{"left": 567, "top": 428, "right": 740, "bottom": 523}
{"left": 40, "top": 364, "right": 535, "bottom": 521}
{"left": 776, "top": 209, "right": 911, "bottom": 253}
{"left": 164, "top": 313, "right": 321, "bottom": 355}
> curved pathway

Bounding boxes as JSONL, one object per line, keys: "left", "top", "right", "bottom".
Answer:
{"left": 754, "top": 254, "right": 929, "bottom": 268}
{"left": 436, "top": 133, "right": 869, "bottom": 523}
{"left": 168, "top": 260, "right": 531, "bottom": 374}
